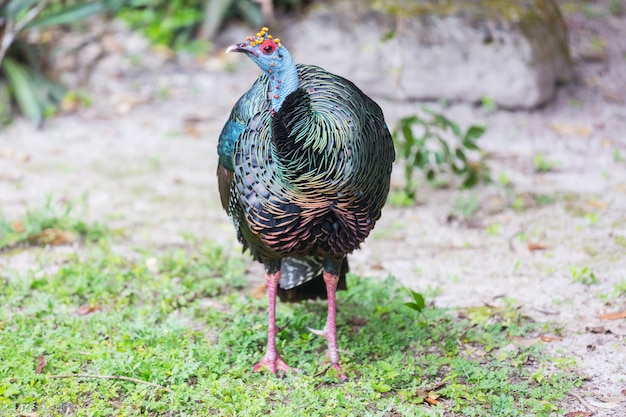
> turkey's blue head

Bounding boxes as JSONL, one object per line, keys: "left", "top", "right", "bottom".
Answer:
{"left": 226, "top": 27, "right": 298, "bottom": 113}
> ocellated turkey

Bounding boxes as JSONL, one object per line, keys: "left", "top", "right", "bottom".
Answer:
{"left": 217, "top": 27, "right": 395, "bottom": 380}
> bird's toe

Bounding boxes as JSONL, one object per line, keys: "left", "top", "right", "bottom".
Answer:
{"left": 253, "top": 356, "right": 299, "bottom": 375}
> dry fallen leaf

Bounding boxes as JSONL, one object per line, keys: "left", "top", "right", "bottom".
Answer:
{"left": 27, "top": 229, "right": 77, "bottom": 245}
{"left": 597, "top": 310, "right": 626, "bottom": 320}
{"left": 251, "top": 283, "right": 267, "bottom": 299}
{"left": 540, "top": 335, "right": 563, "bottom": 343}
{"left": 12, "top": 221, "right": 24, "bottom": 233}
{"left": 586, "top": 326, "right": 610, "bottom": 334}
{"left": 183, "top": 122, "right": 200, "bottom": 138}
{"left": 415, "top": 383, "right": 445, "bottom": 406}
{"left": 35, "top": 355, "right": 47, "bottom": 374}
{"left": 550, "top": 123, "right": 592, "bottom": 137}
{"left": 76, "top": 303, "right": 100, "bottom": 316}
{"left": 565, "top": 412, "right": 592, "bottom": 417}
{"left": 528, "top": 242, "right": 547, "bottom": 251}
{"left": 509, "top": 336, "right": 541, "bottom": 348}
{"left": 424, "top": 397, "right": 439, "bottom": 405}
{"left": 587, "top": 200, "right": 608, "bottom": 209}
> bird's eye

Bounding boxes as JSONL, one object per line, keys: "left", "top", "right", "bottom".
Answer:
{"left": 260, "top": 39, "right": 275, "bottom": 54}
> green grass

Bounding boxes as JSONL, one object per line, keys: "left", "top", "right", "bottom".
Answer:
{"left": 0, "top": 197, "right": 109, "bottom": 250}
{"left": 0, "top": 235, "right": 581, "bottom": 416}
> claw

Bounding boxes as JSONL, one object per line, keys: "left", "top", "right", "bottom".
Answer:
{"left": 306, "top": 325, "right": 325, "bottom": 337}
{"left": 330, "top": 363, "right": 348, "bottom": 382}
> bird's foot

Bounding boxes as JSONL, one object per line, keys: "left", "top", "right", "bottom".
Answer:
{"left": 253, "top": 355, "right": 299, "bottom": 375}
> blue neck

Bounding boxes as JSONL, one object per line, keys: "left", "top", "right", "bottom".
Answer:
{"left": 266, "top": 48, "right": 299, "bottom": 112}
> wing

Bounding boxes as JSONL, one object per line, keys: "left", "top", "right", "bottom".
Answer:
{"left": 217, "top": 74, "right": 272, "bottom": 213}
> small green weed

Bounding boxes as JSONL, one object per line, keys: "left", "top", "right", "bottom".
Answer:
{"left": 452, "top": 194, "right": 480, "bottom": 219}
{"left": 403, "top": 289, "right": 426, "bottom": 314}
{"left": 597, "top": 279, "right": 626, "bottom": 304}
{"left": 0, "top": 196, "right": 108, "bottom": 249}
{"left": 570, "top": 266, "right": 599, "bottom": 286}
{"left": 392, "top": 109, "right": 489, "bottom": 202}
{"left": 533, "top": 153, "right": 560, "bottom": 173}
{"left": 497, "top": 172, "right": 511, "bottom": 187}
{"left": 486, "top": 223, "right": 502, "bottom": 236}
{"left": 585, "top": 211, "right": 600, "bottom": 226}
{"left": 480, "top": 95, "right": 498, "bottom": 113}
{"left": 609, "top": 0, "right": 624, "bottom": 16}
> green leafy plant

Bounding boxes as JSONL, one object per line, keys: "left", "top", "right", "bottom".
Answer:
{"left": 0, "top": 0, "right": 120, "bottom": 125}
{"left": 609, "top": 0, "right": 623, "bottom": 16}
{"left": 452, "top": 194, "right": 480, "bottom": 219}
{"left": 570, "top": 266, "right": 599, "bottom": 286}
{"left": 118, "top": 0, "right": 309, "bottom": 50}
{"left": 480, "top": 95, "right": 498, "bottom": 113}
{"left": 117, "top": 0, "right": 209, "bottom": 50}
{"left": 392, "top": 108, "right": 489, "bottom": 202}
{"left": 597, "top": 279, "right": 626, "bottom": 304}
{"left": 533, "top": 152, "right": 560, "bottom": 173}
{"left": 404, "top": 289, "right": 426, "bottom": 313}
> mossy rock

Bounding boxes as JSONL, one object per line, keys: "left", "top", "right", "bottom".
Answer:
{"left": 286, "top": 0, "right": 571, "bottom": 108}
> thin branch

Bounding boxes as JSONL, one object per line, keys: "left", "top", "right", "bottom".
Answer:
{"left": 47, "top": 374, "right": 172, "bottom": 393}
{"left": 571, "top": 392, "right": 597, "bottom": 412}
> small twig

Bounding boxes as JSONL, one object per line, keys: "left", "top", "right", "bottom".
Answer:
{"left": 571, "top": 392, "right": 597, "bottom": 412}
{"left": 531, "top": 307, "right": 559, "bottom": 316}
{"left": 313, "top": 365, "right": 330, "bottom": 378}
{"left": 47, "top": 374, "right": 172, "bottom": 393}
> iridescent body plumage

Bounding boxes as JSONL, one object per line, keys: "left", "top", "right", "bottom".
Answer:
{"left": 217, "top": 28, "right": 394, "bottom": 379}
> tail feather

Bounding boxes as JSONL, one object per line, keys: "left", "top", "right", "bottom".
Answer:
{"left": 277, "top": 257, "right": 348, "bottom": 302}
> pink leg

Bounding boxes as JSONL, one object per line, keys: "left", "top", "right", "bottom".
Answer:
{"left": 253, "top": 271, "right": 294, "bottom": 374}
{"left": 310, "top": 271, "right": 347, "bottom": 381}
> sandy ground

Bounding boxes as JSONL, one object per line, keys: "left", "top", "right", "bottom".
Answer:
{"left": 1, "top": 3, "right": 625, "bottom": 415}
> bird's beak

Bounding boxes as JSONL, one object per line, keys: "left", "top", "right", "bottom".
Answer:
{"left": 225, "top": 43, "right": 258, "bottom": 57}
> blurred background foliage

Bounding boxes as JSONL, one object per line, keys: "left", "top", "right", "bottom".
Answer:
{"left": 0, "top": 1, "right": 125, "bottom": 126}
{"left": 118, "top": 0, "right": 309, "bottom": 51}
{"left": 0, "top": 0, "right": 309, "bottom": 126}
